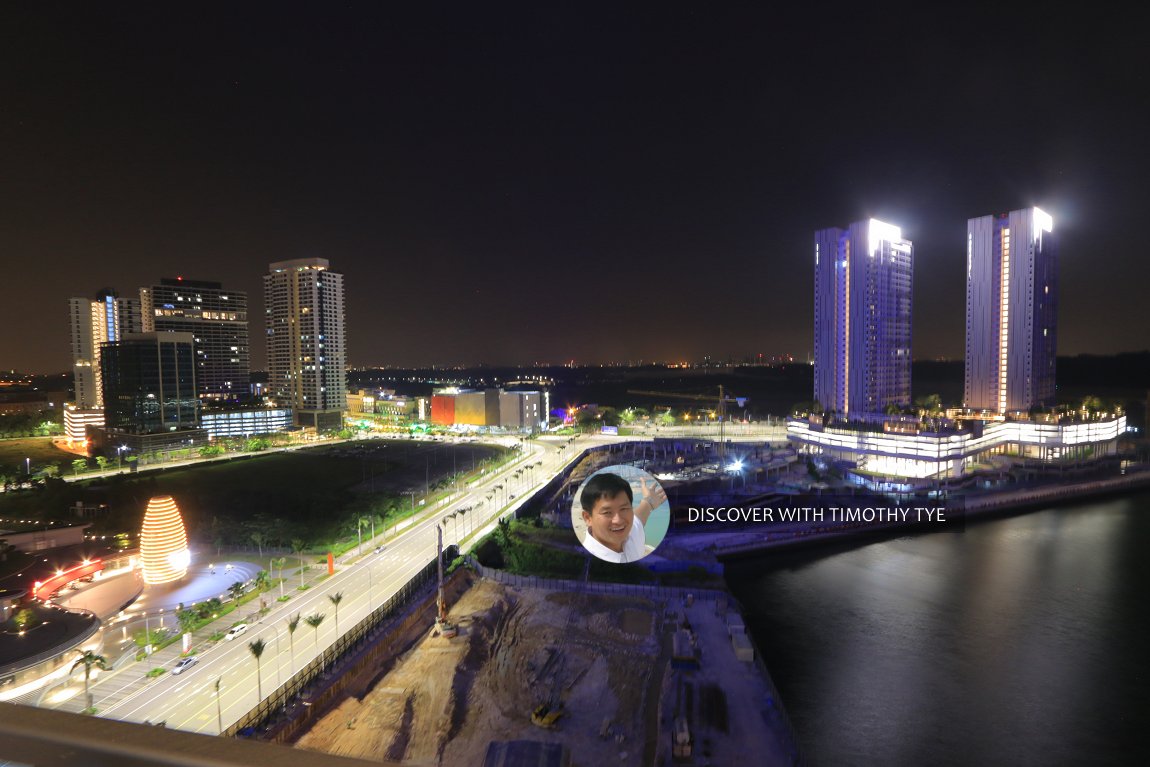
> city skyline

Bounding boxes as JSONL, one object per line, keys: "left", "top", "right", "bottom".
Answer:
{"left": 3, "top": 6, "right": 1148, "bottom": 371}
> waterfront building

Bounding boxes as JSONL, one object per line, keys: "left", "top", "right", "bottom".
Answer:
{"left": 140, "top": 278, "right": 250, "bottom": 402}
{"left": 813, "top": 219, "right": 913, "bottom": 419}
{"left": 264, "top": 258, "right": 347, "bottom": 431}
{"left": 964, "top": 207, "right": 1056, "bottom": 415}
{"left": 788, "top": 413, "right": 1126, "bottom": 483}
{"left": 67, "top": 289, "right": 141, "bottom": 409}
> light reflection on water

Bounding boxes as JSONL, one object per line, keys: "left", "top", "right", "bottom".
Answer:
{"left": 727, "top": 492, "right": 1150, "bottom": 766}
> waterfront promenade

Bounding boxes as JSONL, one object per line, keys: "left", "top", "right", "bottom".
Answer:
{"left": 671, "top": 466, "right": 1150, "bottom": 559}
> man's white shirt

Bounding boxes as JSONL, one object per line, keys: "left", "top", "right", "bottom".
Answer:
{"left": 582, "top": 516, "right": 648, "bottom": 563}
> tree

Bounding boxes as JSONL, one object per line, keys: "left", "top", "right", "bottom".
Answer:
{"left": 915, "top": 394, "right": 943, "bottom": 417}
{"left": 254, "top": 569, "right": 270, "bottom": 593}
{"left": 94, "top": 456, "right": 109, "bottom": 472}
{"left": 228, "top": 581, "right": 246, "bottom": 602}
{"left": 72, "top": 458, "right": 88, "bottom": 476}
{"left": 248, "top": 638, "right": 267, "bottom": 701}
{"left": 328, "top": 592, "right": 344, "bottom": 634}
{"left": 292, "top": 539, "right": 308, "bottom": 589}
{"left": 1081, "top": 395, "right": 1104, "bottom": 417}
{"left": 176, "top": 609, "right": 198, "bottom": 639}
{"left": 286, "top": 613, "right": 301, "bottom": 670}
{"left": 251, "top": 531, "right": 265, "bottom": 558}
{"left": 274, "top": 557, "right": 287, "bottom": 599}
{"left": 305, "top": 613, "right": 326, "bottom": 655}
{"left": 357, "top": 516, "right": 371, "bottom": 554}
{"left": 72, "top": 650, "right": 110, "bottom": 711}
{"left": 13, "top": 608, "right": 36, "bottom": 630}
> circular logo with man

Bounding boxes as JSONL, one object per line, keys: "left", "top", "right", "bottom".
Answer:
{"left": 571, "top": 465, "right": 669, "bottom": 563}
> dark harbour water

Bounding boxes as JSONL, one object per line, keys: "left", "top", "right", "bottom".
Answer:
{"left": 726, "top": 490, "right": 1150, "bottom": 767}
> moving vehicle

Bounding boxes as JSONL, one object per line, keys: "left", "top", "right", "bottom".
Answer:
{"left": 172, "top": 656, "right": 198, "bottom": 675}
{"left": 225, "top": 623, "right": 249, "bottom": 640}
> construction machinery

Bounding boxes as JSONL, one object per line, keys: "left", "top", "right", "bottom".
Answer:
{"left": 434, "top": 525, "right": 457, "bottom": 638}
{"left": 531, "top": 703, "right": 565, "bottom": 728}
{"left": 626, "top": 384, "right": 748, "bottom": 462}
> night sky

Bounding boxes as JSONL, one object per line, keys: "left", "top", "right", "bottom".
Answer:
{"left": 2, "top": 4, "right": 1147, "bottom": 372}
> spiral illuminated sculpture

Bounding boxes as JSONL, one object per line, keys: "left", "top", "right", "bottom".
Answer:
{"left": 140, "top": 495, "right": 190, "bottom": 585}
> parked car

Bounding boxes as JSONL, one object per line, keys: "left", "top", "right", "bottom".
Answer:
{"left": 172, "top": 656, "right": 198, "bottom": 675}
{"left": 225, "top": 623, "right": 249, "bottom": 641}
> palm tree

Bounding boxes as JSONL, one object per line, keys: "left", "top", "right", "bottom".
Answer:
{"left": 274, "top": 557, "right": 287, "bottom": 599}
{"left": 250, "top": 531, "right": 265, "bottom": 558}
{"left": 72, "top": 650, "right": 110, "bottom": 711}
{"left": 328, "top": 592, "right": 344, "bottom": 634}
{"left": 357, "top": 516, "right": 371, "bottom": 554}
{"left": 305, "top": 613, "right": 326, "bottom": 655}
{"left": 228, "top": 581, "right": 246, "bottom": 602}
{"left": 292, "top": 539, "right": 307, "bottom": 590}
{"left": 176, "top": 609, "right": 198, "bottom": 646}
{"left": 286, "top": 613, "right": 301, "bottom": 671}
{"left": 248, "top": 639, "right": 267, "bottom": 701}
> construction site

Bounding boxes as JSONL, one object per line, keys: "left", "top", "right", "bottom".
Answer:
{"left": 294, "top": 565, "right": 796, "bottom": 766}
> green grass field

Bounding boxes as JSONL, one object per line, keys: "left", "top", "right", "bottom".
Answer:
{"left": 0, "top": 440, "right": 507, "bottom": 554}
{"left": 0, "top": 437, "right": 74, "bottom": 475}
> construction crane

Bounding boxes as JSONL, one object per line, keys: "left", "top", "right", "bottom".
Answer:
{"left": 626, "top": 385, "right": 747, "bottom": 461}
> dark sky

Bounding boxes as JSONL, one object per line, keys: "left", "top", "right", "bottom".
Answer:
{"left": 2, "top": 4, "right": 1148, "bottom": 372}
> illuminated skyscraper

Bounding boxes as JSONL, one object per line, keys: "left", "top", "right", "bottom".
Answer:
{"left": 140, "top": 277, "right": 250, "bottom": 402}
{"left": 67, "top": 289, "right": 141, "bottom": 409}
{"left": 100, "top": 332, "right": 199, "bottom": 434}
{"left": 264, "top": 258, "right": 346, "bottom": 430}
{"left": 813, "top": 219, "right": 913, "bottom": 418}
{"left": 964, "top": 207, "right": 1056, "bottom": 414}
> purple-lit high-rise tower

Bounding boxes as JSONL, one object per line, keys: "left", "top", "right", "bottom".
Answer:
{"left": 813, "top": 219, "right": 913, "bottom": 418}
{"left": 964, "top": 207, "right": 1056, "bottom": 414}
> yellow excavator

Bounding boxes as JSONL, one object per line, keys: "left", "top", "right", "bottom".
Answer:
{"left": 530, "top": 559, "right": 590, "bottom": 729}
{"left": 531, "top": 703, "right": 564, "bottom": 728}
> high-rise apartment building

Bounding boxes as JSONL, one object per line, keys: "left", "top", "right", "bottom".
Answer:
{"left": 140, "top": 278, "right": 250, "bottom": 402}
{"left": 67, "top": 289, "right": 141, "bottom": 408}
{"left": 813, "top": 219, "right": 913, "bottom": 418}
{"left": 264, "top": 258, "right": 346, "bottom": 431}
{"left": 964, "top": 207, "right": 1056, "bottom": 414}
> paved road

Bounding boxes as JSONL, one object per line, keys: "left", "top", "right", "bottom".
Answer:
{"left": 71, "top": 435, "right": 606, "bottom": 734}
{"left": 39, "top": 429, "right": 781, "bottom": 732}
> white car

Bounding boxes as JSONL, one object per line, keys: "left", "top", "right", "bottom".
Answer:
{"left": 225, "top": 624, "right": 248, "bottom": 640}
{"left": 172, "top": 656, "right": 197, "bottom": 675}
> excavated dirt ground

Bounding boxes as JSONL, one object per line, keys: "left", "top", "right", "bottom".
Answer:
{"left": 296, "top": 579, "right": 664, "bottom": 766}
